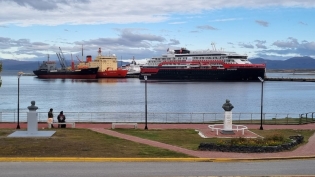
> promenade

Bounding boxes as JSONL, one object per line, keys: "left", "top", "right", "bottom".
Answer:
{"left": 1, "top": 123, "right": 314, "bottom": 161}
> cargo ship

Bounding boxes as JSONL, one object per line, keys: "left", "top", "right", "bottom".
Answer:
{"left": 33, "top": 60, "right": 99, "bottom": 79}
{"left": 139, "top": 47, "right": 266, "bottom": 81}
{"left": 33, "top": 51, "right": 98, "bottom": 79}
{"left": 77, "top": 48, "right": 128, "bottom": 78}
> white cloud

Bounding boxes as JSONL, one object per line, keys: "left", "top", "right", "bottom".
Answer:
{"left": 168, "top": 22, "right": 186, "bottom": 24}
{"left": 1, "top": 0, "right": 315, "bottom": 26}
{"left": 210, "top": 18, "right": 243, "bottom": 22}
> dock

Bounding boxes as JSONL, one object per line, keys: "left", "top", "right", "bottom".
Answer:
{"left": 265, "top": 77, "right": 315, "bottom": 82}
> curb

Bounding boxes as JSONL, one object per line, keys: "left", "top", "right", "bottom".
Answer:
{"left": 0, "top": 156, "right": 314, "bottom": 162}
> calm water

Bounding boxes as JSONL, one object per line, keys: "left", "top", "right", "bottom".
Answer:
{"left": 0, "top": 72, "right": 315, "bottom": 115}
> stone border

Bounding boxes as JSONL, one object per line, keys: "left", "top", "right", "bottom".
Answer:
{"left": 198, "top": 135, "right": 304, "bottom": 153}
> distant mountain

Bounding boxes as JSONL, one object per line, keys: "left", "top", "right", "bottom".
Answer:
{"left": 1, "top": 59, "right": 39, "bottom": 71}
{"left": 250, "top": 56, "right": 315, "bottom": 69}
{"left": 1, "top": 56, "right": 315, "bottom": 71}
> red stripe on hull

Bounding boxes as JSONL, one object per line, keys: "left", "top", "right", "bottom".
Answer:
{"left": 97, "top": 70, "right": 128, "bottom": 78}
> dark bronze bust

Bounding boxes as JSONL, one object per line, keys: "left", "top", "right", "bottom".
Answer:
{"left": 27, "top": 101, "right": 38, "bottom": 111}
{"left": 222, "top": 99, "right": 234, "bottom": 111}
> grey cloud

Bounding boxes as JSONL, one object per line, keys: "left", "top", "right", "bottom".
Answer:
{"left": 77, "top": 29, "right": 166, "bottom": 50}
{"left": 168, "top": 39, "right": 180, "bottom": 45}
{"left": 299, "top": 21, "right": 307, "bottom": 25}
{"left": 258, "top": 38, "right": 315, "bottom": 57}
{"left": 255, "top": 20, "right": 269, "bottom": 27}
{"left": 120, "top": 29, "right": 165, "bottom": 43}
{"left": 7, "top": 0, "right": 90, "bottom": 11}
{"left": 10, "top": 0, "right": 59, "bottom": 10}
{"left": 32, "top": 42, "right": 50, "bottom": 46}
{"left": 255, "top": 40, "right": 267, "bottom": 49}
{"left": 197, "top": 25, "right": 218, "bottom": 30}
{"left": 239, "top": 43, "right": 254, "bottom": 49}
{"left": 273, "top": 37, "right": 299, "bottom": 48}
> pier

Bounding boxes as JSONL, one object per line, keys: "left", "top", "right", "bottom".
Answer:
{"left": 265, "top": 77, "right": 315, "bottom": 82}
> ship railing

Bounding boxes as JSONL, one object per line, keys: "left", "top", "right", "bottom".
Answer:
{"left": 0, "top": 111, "right": 310, "bottom": 125}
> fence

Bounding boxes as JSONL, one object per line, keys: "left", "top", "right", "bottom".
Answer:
{"left": 0, "top": 111, "right": 314, "bottom": 124}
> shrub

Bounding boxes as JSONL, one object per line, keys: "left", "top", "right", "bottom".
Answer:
{"left": 198, "top": 135, "right": 304, "bottom": 153}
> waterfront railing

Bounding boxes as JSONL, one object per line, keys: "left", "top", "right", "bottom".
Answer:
{"left": 0, "top": 111, "right": 314, "bottom": 124}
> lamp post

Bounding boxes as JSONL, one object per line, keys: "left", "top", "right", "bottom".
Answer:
{"left": 144, "top": 76, "right": 148, "bottom": 130}
{"left": 258, "top": 77, "right": 264, "bottom": 130}
{"left": 17, "top": 72, "right": 23, "bottom": 129}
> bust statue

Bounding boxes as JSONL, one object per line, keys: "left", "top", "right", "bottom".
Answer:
{"left": 222, "top": 99, "right": 234, "bottom": 111}
{"left": 27, "top": 101, "right": 38, "bottom": 111}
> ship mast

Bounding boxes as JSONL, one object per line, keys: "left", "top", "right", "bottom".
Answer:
{"left": 98, "top": 48, "right": 102, "bottom": 56}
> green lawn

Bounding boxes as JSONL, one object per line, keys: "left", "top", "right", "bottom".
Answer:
{"left": 0, "top": 129, "right": 190, "bottom": 157}
{"left": 114, "top": 129, "right": 315, "bottom": 150}
{"left": 1, "top": 128, "right": 313, "bottom": 157}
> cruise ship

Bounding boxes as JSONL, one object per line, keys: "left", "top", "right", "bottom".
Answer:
{"left": 139, "top": 47, "right": 266, "bottom": 81}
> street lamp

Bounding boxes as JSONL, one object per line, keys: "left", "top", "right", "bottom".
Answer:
{"left": 258, "top": 77, "right": 264, "bottom": 130}
{"left": 17, "top": 71, "right": 23, "bottom": 129}
{"left": 144, "top": 76, "right": 148, "bottom": 130}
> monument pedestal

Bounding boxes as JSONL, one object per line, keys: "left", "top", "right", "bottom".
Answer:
{"left": 8, "top": 101, "right": 55, "bottom": 137}
{"left": 221, "top": 111, "right": 235, "bottom": 135}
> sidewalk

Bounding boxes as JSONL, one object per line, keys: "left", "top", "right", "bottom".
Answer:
{"left": 1, "top": 122, "right": 315, "bottom": 160}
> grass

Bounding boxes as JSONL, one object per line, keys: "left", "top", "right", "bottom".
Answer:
{"left": 116, "top": 129, "right": 217, "bottom": 150}
{"left": 0, "top": 129, "right": 190, "bottom": 157}
{"left": 1, "top": 128, "right": 314, "bottom": 157}
{"left": 115, "top": 129, "right": 315, "bottom": 150}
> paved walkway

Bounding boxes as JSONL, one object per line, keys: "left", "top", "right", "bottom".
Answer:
{"left": 1, "top": 122, "right": 315, "bottom": 160}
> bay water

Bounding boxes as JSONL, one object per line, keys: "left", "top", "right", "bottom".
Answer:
{"left": 0, "top": 72, "right": 315, "bottom": 117}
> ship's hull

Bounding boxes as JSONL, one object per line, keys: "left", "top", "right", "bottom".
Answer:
{"left": 97, "top": 69, "right": 128, "bottom": 78}
{"left": 139, "top": 68, "right": 266, "bottom": 81}
{"left": 33, "top": 67, "right": 98, "bottom": 79}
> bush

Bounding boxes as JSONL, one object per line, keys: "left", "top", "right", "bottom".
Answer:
{"left": 198, "top": 135, "right": 303, "bottom": 153}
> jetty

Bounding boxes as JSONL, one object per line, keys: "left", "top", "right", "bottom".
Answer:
{"left": 265, "top": 77, "right": 315, "bottom": 82}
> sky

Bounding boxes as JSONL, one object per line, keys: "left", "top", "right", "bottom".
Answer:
{"left": 0, "top": 0, "right": 315, "bottom": 62}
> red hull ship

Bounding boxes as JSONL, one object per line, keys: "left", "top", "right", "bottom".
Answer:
{"left": 97, "top": 69, "right": 128, "bottom": 78}
{"left": 77, "top": 48, "right": 127, "bottom": 78}
{"left": 140, "top": 47, "right": 266, "bottom": 81}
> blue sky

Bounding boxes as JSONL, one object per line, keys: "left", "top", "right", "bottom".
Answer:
{"left": 0, "top": 0, "right": 315, "bottom": 62}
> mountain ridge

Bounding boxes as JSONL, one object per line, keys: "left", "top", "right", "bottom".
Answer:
{"left": 1, "top": 56, "right": 315, "bottom": 71}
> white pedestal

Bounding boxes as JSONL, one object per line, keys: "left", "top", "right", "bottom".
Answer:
{"left": 8, "top": 106, "right": 55, "bottom": 138}
{"left": 223, "top": 111, "right": 232, "bottom": 130}
{"left": 221, "top": 111, "right": 234, "bottom": 134}
{"left": 27, "top": 111, "right": 38, "bottom": 133}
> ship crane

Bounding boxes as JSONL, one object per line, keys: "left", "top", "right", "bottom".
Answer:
{"left": 76, "top": 56, "right": 82, "bottom": 62}
{"left": 56, "top": 47, "right": 68, "bottom": 70}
